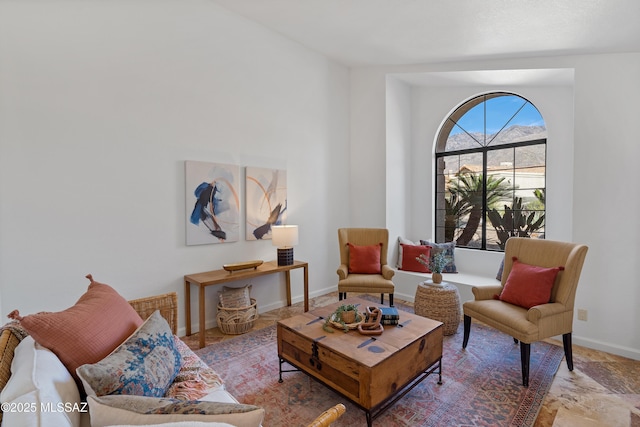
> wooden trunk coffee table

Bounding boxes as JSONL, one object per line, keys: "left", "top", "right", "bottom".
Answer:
{"left": 277, "top": 297, "right": 443, "bottom": 426}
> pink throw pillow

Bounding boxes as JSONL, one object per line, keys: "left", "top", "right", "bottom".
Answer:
{"left": 8, "top": 275, "right": 143, "bottom": 390}
{"left": 400, "top": 244, "right": 431, "bottom": 273}
{"left": 348, "top": 243, "right": 382, "bottom": 274}
{"left": 498, "top": 257, "right": 564, "bottom": 309}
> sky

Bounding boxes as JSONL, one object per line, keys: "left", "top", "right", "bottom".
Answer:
{"left": 451, "top": 95, "right": 545, "bottom": 136}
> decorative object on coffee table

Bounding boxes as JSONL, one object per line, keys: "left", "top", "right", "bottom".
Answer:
{"left": 357, "top": 307, "right": 384, "bottom": 335}
{"left": 222, "top": 260, "right": 263, "bottom": 272}
{"left": 416, "top": 250, "right": 450, "bottom": 285}
{"left": 372, "top": 306, "right": 399, "bottom": 326}
{"left": 414, "top": 282, "right": 461, "bottom": 335}
{"left": 323, "top": 303, "right": 363, "bottom": 332}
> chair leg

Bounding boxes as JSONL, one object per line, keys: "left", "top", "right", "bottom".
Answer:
{"left": 389, "top": 293, "right": 394, "bottom": 307}
{"left": 462, "top": 315, "right": 471, "bottom": 348}
{"left": 380, "top": 293, "right": 384, "bottom": 304}
{"left": 563, "top": 333, "right": 574, "bottom": 371}
{"left": 339, "top": 292, "right": 345, "bottom": 301}
{"left": 520, "top": 342, "right": 530, "bottom": 387}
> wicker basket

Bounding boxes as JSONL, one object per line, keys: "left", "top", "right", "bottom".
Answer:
{"left": 216, "top": 298, "right": 258, "bottom": 335}
{"left": 128, "top": 292, "right": 178, "bottom": 335}
{"left": 414, "top": 282, "right": 461, "bottom": 335}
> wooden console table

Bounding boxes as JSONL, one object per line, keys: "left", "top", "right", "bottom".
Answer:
{"left": 184, "top": 260, "right": 309, "bottom": 348}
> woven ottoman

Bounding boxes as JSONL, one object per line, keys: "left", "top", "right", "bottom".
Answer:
{"left": 414, "top": 281, "right": 461, "bottom": 335}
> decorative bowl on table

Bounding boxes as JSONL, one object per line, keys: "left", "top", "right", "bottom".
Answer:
{"left": 327, "top": 312, "right": 365, "bottom": 330}
{"left": 223, "top": 260, "right": 263, "bottom": 272}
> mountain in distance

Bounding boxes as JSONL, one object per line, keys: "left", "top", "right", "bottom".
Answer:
{"left": 446, "top": 125, "right": 547, "bottom": 151}
{"left": 445, "top": 125, "right": 547, "bottom": 168}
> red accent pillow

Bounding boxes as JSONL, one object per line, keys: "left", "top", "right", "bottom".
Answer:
{"left": 8, "top": 275, "right": 143, "bottom": 390}
{"left": 400, "top": 244, "right": 431, "bottom": 273}
{"left": 498, "top": 257, "right": 565, "bottom": 309}
{"left": 348, "top": 243, "right": 382, "bottom": 274}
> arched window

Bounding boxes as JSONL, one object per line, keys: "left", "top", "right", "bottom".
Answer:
{"left": 434, "top": 92, "right": 546, "bottom": 251}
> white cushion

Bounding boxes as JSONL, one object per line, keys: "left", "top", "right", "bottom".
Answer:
{"left": 200, "top": 386, "right": 239, "bottom": 404}
{"left": 86, "top": 395, "right": 264, "bottom": 427}
{"left": 108, "top": 423, "right": 235, "bottom": 427}
{"left": 0, "top": 336, "right": 83, "bottom": 427}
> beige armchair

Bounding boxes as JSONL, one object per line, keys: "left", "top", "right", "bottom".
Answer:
{"left": 337, "top": 228, "right": 395, "bottom": 306}
{"left": 462, "top": 237, "right": 588, "bottom": 386}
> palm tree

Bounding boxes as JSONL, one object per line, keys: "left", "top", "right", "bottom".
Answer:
{"left": 444, "top": 192, "right": 471, "bottom": 242}
{"left": 448, "top": 173, "right": 511, "bottom": 246}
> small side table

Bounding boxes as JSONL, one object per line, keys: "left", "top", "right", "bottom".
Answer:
{"left": 185, "top": 260, "right": 309, "bottom": 348}
{"left": 414, "top": 281, "right": 461, "bottom": 335}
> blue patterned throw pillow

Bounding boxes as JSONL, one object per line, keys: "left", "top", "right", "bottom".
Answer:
{"left": 420, "top": 240, "right": 458, "bottom": 273}
{"left": 76, "top": 310, "right": 181, "bottom": 398}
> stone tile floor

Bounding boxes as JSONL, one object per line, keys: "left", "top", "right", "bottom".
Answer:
{"left": 181, "top": 292, "right": 640, "bottom": 427}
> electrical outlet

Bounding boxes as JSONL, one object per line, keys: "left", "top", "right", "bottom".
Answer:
{"left": 577, "top": 309, "right": 588, "bottom": 321}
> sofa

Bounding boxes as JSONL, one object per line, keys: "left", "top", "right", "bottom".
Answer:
{"left": 0, "top": 275, "right": 265, "bottom": 427}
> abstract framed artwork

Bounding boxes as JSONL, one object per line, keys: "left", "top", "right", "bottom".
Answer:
{"left": 245, "top": 166, "right": 287, "bottom": 240}
{"left": 185, "top": 160, "right": 240, "bottom": 245}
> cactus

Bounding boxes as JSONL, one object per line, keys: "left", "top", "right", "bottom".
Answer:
{"left": 487, "top": 197, "right": 545, "bottom": 249}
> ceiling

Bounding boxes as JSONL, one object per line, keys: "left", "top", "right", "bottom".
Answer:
{"left": 209, "top": 0, "right": 640, "bottom": 67}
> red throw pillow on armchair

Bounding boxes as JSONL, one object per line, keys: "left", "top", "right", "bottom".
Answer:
{"left": 400, "top": 244, "right": 431, "bottom": 273}
{"left": 348, "top": 243, "right": 382, "bottom": 274}
{"left": 498, "top": 257, "right": 565, "bottom": 309}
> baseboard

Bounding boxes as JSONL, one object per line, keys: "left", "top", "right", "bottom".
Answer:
{"left": 257, "top": 285, "right": 337, "bottom": 312}
{"left": 395, "top": 290, "right": 416, "bottom": 303}
{"left": 573, "top": 335, "right": 640, "bottom": 361}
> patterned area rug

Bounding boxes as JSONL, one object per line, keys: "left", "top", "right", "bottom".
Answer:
{"left": 195, "top": 307, "right": 563, "bottom": 426}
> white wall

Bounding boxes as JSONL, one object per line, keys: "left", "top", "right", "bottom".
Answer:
{"left": 404, "top": 72, "right": 575, "bottom": 244}
{"left": 0, "top": 0, "right": 351, "bottom": 335}
{"left": 351, "top": 54, "right": 640, "bottom": 360}
{"left": 348, "top": 70, "right": 388, "bottom": 226}
{"left": 385, "top": 76, "right": 413, "bottom": 263}
{"left": 570, "top": 54, "right": 640, "bottom": 359}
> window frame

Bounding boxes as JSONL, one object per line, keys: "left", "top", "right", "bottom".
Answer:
{"left": 434, "top": 92, "right": 547, "bottom": 251}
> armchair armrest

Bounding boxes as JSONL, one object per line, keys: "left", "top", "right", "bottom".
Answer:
{"left": 381, "top": 265, "right": 395, "bottom": 280}
{"left": 337, "top": 264, "right": 348, "bottom": 280}
{"left": 471, "top": 285, "right": 503, "bottom": 301}
{"left": 527, "top": 302, "right": 567, "bottom": 322}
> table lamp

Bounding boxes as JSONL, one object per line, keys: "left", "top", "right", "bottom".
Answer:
{"left": 272, "top": 225, "right": 298, "bottom": 266}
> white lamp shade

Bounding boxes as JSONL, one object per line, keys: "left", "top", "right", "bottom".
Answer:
{"left": 272, "top": 225, "right": 298, "bottom": 247}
